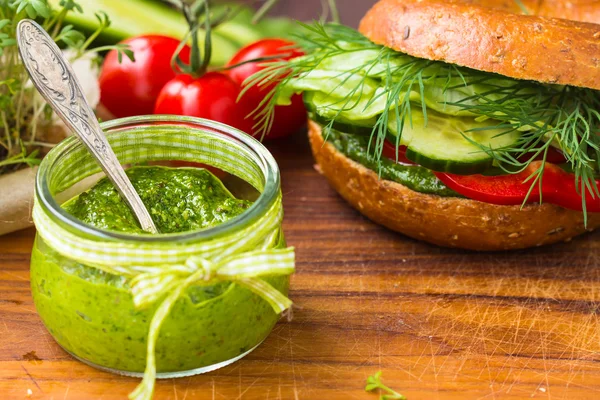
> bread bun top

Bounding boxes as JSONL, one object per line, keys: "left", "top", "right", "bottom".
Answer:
{"left": 359, "top": 0, "right": 600, "bottom": 90}
{"left": 471, "top": 0, "right": 600, "bottom": 23}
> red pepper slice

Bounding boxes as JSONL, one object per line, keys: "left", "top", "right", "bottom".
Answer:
{"left": 435, "top": 162, "right": 600, "bottom": 212}
{"left": 518, "top": 146, "right": 567, "bottom": 164}
{"left": 538, "top": 147, "right": 567, "bottom": 164}
{"left": 381, "top": 140, "right": 415, "bottom": 165}
{"left": 381, "top": 141, "right": 594, "bottom": 212}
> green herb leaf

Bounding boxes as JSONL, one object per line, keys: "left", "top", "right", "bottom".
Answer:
{"left": 365, "top": 383, "right": 379, "bottom": 391}
{"left": 94, "top": 10, "right": 111, "bottom": 28}
{"left": 0, "top": 141, "right": 42, "bottom": 170}
{"left": 122, "top": 48, "right": 135, "bottom": 62}
{"left": 10, "top": 0, "right": 51, "bottom": 19}
{"left": 30, "top": 0, "right": 50, "bottom": 18}
{"left": 56, "top": 24, "right": 84, "bottom": 48}
{"left": 13, "top": 0, "right": 29, "bottom": 15}
{"left": 365, "top": 371, "right": 406, "bottom": 400}
{"left": 59, "top": 0, "right": 82, "bottom": 13}
{"left": 514, "top": 0, "right": 530, "bottom": 15}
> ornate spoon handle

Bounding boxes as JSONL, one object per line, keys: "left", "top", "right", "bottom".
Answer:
{"left": 17, "top": 19, "right": 158, "bottom": 234}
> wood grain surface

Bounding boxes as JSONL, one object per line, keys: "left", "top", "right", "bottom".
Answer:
{"left": 2, "top": 132, "right": 600, "bottom": 399}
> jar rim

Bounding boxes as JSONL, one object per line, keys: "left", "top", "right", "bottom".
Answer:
{"left": 35, "top": 115, "right": 281, "bottom": 243}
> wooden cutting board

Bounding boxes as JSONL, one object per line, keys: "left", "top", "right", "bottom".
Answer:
{"left": 1, "top": 133, "right": 600, "bottom": 399}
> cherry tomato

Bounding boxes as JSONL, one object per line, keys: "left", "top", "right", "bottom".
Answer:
{"left": 99, "top": 35, "right": 190, "bottom": 118}
{"left": 226, "top": 38, "right": 307, "bottom": 139}
{"left": 435, "top": 162, "right": 600, "bottom": 212}
{"left": 154, "top": 72, "right": 251, "bottom": 132}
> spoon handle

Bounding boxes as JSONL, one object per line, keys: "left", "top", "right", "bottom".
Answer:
{"left": 17, "top": 19, "right": 158, "bottom": 234}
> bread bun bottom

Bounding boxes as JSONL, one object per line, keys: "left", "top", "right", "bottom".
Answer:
{"left": 308, "top": 120, "right": 600, "bottom": 251}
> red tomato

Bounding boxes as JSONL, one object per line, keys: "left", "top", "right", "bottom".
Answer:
{"left": 154, "top": 72, "right": 251, "bottom": 132}
{"left": 435, "top": 162, "right": 600, "bottom": 212}
{"left": 226, "top": 38, "right": 307, "bottom": 139}
{"left": 99, "top": 35, "right": 190, "bottom": 118}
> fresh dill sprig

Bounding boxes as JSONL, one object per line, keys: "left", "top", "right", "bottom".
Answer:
{"left": 449, "top": 81, "right": 600, "bottom": 223}
{"left": 513, "top": 0, "right": 530, "bottom": 15}
{"left": 365, "top": 371, "right": 407, "bottom": 400}
{"left": 245, "top": 22, "right": 600, "bottom": 221}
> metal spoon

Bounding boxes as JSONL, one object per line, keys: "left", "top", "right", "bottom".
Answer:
{"left": 17, "top": 19, "right": 158, "bottom": 234}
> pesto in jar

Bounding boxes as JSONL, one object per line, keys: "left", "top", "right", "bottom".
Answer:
{"left": 63, "top": 166, "right": 252, "bottom": 234}
{"left": 31, "top": 166, "right": 288, "bottom": 373}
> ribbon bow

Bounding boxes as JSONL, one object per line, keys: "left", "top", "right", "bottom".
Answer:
{"left": 128, "top": 248, "right": 295, "bottom": 400}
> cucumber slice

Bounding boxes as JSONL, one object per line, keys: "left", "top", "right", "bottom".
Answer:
{"left": 309, "top": 111, "right": 374, "bottom": 136}
{"left": 280, "top": 70, "right": 379, "bottom": 100}
{"left": 48, "top": 0, "right": 184, "bottom": 44}
{"left": 48, "top": 0, "right": 241, "bottom": 65}
{"left": 303, "top": 92, "right": 377, "bottom": 135}
{"left": 288, "top": 71, "right": 477, "bottom": 122}
{"left": 303, "top": 90, "right": 385, "bottom": 122}
{"left": 388, "top": 109, "right": 520, "bottom": 174}
{"left": 303, "top": 87, "right": 521, "bottom": 174}
{"left": 255, "top": 17, "right": 305, "bottom": 39}
{"left": 304, "top": 95, "right": 396, "bottom": 143}
{"left": 215, "top": 20, "right": 262, "bottom": 48}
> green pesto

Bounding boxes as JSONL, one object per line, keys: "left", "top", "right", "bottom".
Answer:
{"left": 62, "top": 166, "right": 251, "bottom": 234}
{"left": 31, "top": 166, "right": 288, "bottom": 373}
{"left": 324, "top": 128, "right": 459, "bottom": 197}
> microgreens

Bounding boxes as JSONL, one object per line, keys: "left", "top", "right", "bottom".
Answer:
{"left": 246, "top": 22, "right": 600, "bottom": 222}
{"left": 0, "top": 140, "right": 41, "bottom": 168}
{"left": 0, "top": 0, "right": 132, "bottom": 174}
{"left": 365, "top": 371, "right": 407, "bottom": 400}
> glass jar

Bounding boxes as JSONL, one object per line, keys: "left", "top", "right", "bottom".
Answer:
{"left": 30, "top": 115, "right": 293, "bottom": 383}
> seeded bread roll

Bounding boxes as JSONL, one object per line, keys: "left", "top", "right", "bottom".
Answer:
{"left": 308, "top": 121, "right": 600, "bottom": 251}
{"left": 535, "top": 0, "right": 600, "bottom": 23}
{"left": 459, "top": 0, "right": 600, "bottom": 23}
{"left": 359, "top": 0, "right": 600, "bottom": 90}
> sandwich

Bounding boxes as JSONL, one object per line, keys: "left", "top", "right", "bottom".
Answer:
{"left": 252, "top": 0, "right": 600, "bottom": 250}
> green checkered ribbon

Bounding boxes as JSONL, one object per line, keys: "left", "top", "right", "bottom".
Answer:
{"left": 32, "top": 125, "right": 295, "bottom": 400}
